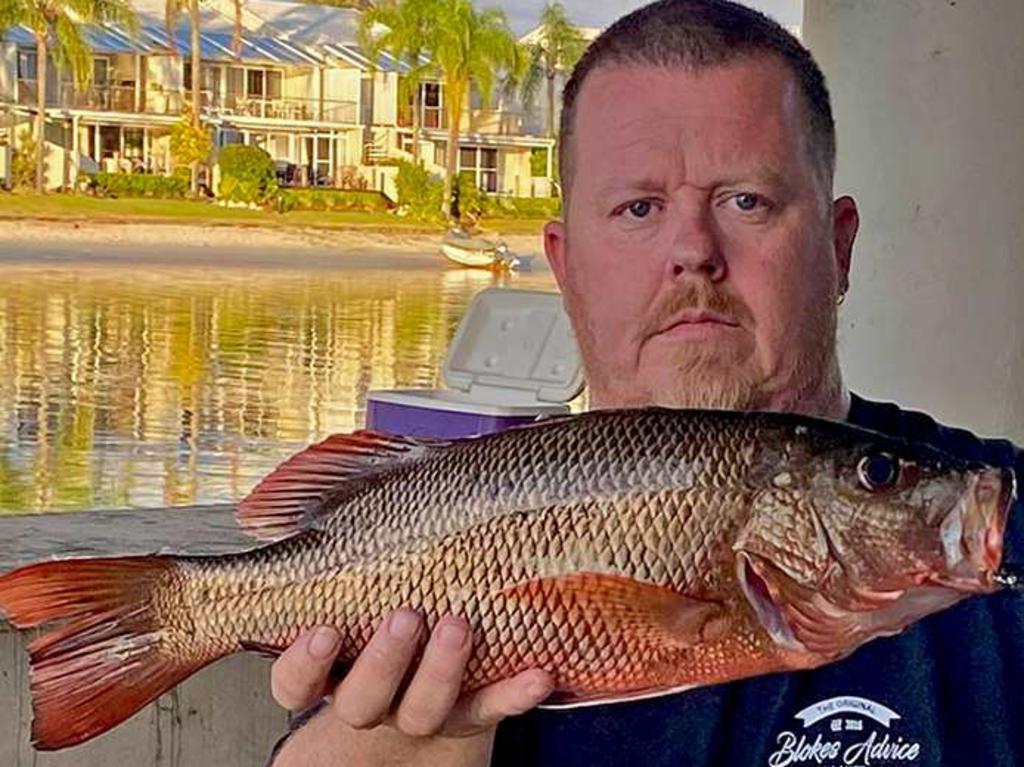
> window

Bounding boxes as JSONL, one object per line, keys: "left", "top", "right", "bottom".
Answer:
{"left": 201, "top": 65, "right": 220, "bottom": 92}
{"left": 457, "top": 146, "right": 498, "bottom": 193}
{"left": 267, "top": 71, "right": 282, "bottom": 100}
{"left": 423, "top": 82, "right": 442, "bottom": 129}
{"left": 93, "top": 58, "right": 110, "bottom": 87}
{"left": 17, "top": 51, "right": 37, "bottom": 80}
{"left": 246, "top": 69, "right": 264, "bottom": 98}
{"left": 228, "top": 67, "right": 245, "bottom": 96}
{"left": 123, "top": 128, "right": 144, "bottom": 159}
{"left": 219, "top": 129, "right": 244, "bottom": 146}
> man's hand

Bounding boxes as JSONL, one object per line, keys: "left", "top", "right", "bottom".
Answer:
{"left": 270, "top": 609, "right": 553, "bottom": 766}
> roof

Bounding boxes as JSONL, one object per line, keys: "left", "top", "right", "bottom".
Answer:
{"left": 1, "top": 0, "right": 405, "bottom": 70}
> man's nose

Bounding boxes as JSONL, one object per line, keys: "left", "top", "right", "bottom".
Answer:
{"left": 667, "top": 209, "right": 726, "bottom": 282}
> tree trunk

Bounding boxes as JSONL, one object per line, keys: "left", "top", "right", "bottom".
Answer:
{"left": 441, "top": 80, "right": 464, "bottom": 220}
{"left": 546, "top": 70, "right": 555, "bottom": 140}
{"left": 34, "top": 33, "right": 47, "bottom": 193}
{"left": 189, "top": 0, "right": 202, "bottom": 195}
{"left": 232, "top": 0, "right": 243, "bottom": 57}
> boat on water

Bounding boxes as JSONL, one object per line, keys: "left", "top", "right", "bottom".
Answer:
{"left": 441, "top": 228, "right": 523, "bottom": 270}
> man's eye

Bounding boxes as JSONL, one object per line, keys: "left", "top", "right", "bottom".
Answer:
{"left": 622, "top": 199, "right": 654, "bottom": 219}
{"left": 732, "top": 193, "right": 765, "bottom": 212}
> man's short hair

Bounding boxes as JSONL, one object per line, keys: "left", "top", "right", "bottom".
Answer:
{"left": 558, "top": 0, "right": 835, "bottom": 205}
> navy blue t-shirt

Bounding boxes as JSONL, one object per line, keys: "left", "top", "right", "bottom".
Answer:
{"left": 492, "top": 394, "right": 1024, "bottom": 767}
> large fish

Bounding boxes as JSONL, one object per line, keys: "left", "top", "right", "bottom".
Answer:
{"left": 0, "top": 408, "right": 1016, "bottom": 750}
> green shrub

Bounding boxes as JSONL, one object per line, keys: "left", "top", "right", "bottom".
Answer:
{"left": 484, "top": 195, "right": 561, "bottom": 219}
{"left": 12, "top": 129, "right": 39, "bottom": 190}
{"left": 217, "top": 145, "right": 278, "bottom": 205}
{"left": 169, "top": 109, "right": 213, "bottom": 171}
{"left": 394, "top": 159, "right": 559, "bottom": 222}
{"left": 87, "top": 171, "right": 189, "bottom": 199}
{"left": 278, "top": 188, "right": 392, "bottom": 213}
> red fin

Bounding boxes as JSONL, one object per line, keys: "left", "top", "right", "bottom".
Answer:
{"left": 501, "top": 572, "right": 728, "bottom": 647}
{"left": 500, "top": 572, "right": 729, "bottom": 705}
{"left": 236, "top": 430, "right": 440, "bottom": 541}
{"left": 0, "top": 556, "right": 220, "bottom": 750}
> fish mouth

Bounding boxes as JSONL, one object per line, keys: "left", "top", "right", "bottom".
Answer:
{"left": 735, "top": 553, "right": 804, "bottom": 652}
{"left": 937, "top": 467, "right": 1015, "bottom": 591}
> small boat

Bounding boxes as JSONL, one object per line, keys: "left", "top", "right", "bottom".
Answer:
{"left": 441, "top": 228, "right": 521, "bottom": 270}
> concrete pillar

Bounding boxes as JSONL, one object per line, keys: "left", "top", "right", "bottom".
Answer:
{"left": 803, "top": 0, "right": 1024, "bottom": 441}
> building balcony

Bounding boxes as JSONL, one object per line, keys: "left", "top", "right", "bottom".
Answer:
{"left": 11, "top": 79, "right": 357, "bottom": 125}
{"left": 207, "top": 93, "right": 358, "bottom": 124}
{"left": 397, "top": 106, "right": 528, "bottom": 136}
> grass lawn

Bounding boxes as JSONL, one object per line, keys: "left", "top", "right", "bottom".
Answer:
{"left": 0, "top": 192, "right": 548, "bottom": 235}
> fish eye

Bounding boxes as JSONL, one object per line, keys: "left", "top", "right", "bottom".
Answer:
{"left": 858, "top": 453, "right": 901, "bottom": 491}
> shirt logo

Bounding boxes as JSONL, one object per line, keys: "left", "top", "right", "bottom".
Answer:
{"left": 767, "top": 696, "right": 922, "bottom": 767}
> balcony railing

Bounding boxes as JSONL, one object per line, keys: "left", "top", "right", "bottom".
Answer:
{"left": 208, "top": 93, "right": 358, "bottom": 124}
{"left": 397, "top": 106, "right": 527, "bottom": 136}
{"left": 12, "top": 79, "right": 357, "bottom": 124}
{"left": 61, "top": 83, "right": 137, "bottom": 112}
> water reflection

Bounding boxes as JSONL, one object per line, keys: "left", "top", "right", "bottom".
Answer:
{"left": 0, "top": 263, "right": 556, "bottom": 513}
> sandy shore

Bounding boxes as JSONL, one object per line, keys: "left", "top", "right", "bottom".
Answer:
{"left": 0, "top": 219, "right": 546, "bottom": 260}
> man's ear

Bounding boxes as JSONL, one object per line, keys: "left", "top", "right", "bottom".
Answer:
{"left": 832, "top": 195, "right": 859, "bottom": 296}
{"left": 544, "top": 219, "right": 569, "bottom": 291}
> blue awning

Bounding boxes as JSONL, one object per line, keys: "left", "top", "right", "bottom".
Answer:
{"left": 3, "top": 23, "right": 156, "bottom": 54}
{"left": 322, "top": 43, "right": 420, "bottom": 74}
{"left": 3, "top": 22, "right": 322, "bottom": 66}
{"left": 3, "top": 26, "right": 39, "bottom": 46}
{"left": 138, "top": 23, "right": 320, "bottom": 65}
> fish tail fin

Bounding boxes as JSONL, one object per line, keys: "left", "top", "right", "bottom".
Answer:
{"left": 0, "top": 556, "right": 218, "bottom": 750}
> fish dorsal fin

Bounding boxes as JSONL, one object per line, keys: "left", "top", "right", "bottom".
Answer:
{"left": 235, "top": 430, "right": 443, "bottom": 541}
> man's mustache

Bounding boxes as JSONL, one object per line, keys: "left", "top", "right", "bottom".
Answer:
{"left": 641, "top": 281, "right": 753, "bottom": 338}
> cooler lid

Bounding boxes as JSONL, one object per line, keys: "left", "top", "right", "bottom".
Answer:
{"left": 442, "top": 288, "right": 584, "bottom": 404}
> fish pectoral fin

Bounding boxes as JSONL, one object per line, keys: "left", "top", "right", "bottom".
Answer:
{"left": 235, "top": 430, "right": 447, "bottom": 541}
{"left": 500, "top": 572, "right": 730, "bottom": 650}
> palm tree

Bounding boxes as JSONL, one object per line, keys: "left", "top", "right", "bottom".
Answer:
{"left": 520, "top": 1, "right": 585, "bottom": 139}
{"left": 166, "top": 0, "right": 246, "bottom": 193}
{"left": 0, "top": 0, "right": 137, "bottom": 192}
{"left": 428, "top": 0, "right": 519, "bottom": 218}
{"left": 357, "top": 0, "right": 437, "bottom": 165}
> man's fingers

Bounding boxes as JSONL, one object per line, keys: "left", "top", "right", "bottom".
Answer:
{"left": 445, "top": 669, "right": 555, "bottom": 736}
{"left": 270, "top": 626, "right": 342, "bottom": 711}
{"left": 330, "top": 608, "right": 424, "bottom": 729}
{"left": 392, "top": 616, "right": 473, "bottom": 737}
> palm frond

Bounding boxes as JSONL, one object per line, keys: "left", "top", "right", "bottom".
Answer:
{"left": 0, "top": 0, "right": 31, "bottom": 32}
{"left": 52, "top": 12, "right": 93, "bottom": 89}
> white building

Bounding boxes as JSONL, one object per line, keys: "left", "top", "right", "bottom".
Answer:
{"left": 0, "top": 0, "right": 557, "bottom": 197}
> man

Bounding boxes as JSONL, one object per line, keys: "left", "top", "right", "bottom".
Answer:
{"left": 268, "top": 1, "right": 1024, "bottom": 765}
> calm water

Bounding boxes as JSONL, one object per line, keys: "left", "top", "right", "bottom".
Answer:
{"left": 0, "top": 259, "right": 557, "bottom": 514}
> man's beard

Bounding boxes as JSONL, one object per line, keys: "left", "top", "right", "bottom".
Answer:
{"left": 576, "top": 279, "right": 839, "bottom": 413}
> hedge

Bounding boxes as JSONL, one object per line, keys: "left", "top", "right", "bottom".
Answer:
{"left": 278, "top": 188, "right": 392, "bottom": 213}
{"left": 87, "top": 171, "right": 189, "bottom": 199}
{"left": 484, "top": 196, "right": 561, "bottom": 219}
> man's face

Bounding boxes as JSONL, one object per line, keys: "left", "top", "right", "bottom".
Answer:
{"left": 545, "top": 56, "right": 858, "bottom": 415}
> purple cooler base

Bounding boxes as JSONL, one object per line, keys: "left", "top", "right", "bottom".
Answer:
{"left": 366, "top": 399, "right": 540, "bottom": 438}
